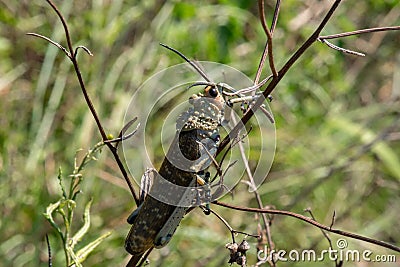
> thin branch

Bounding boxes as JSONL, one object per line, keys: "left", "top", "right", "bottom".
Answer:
{"left": 42, "top": 0, "right": 106, "bottom": 140}
{"left": 319, "top": 38, "right": 365, "bottom": 56}
{"left": 205, "top": 206, "right": 259, "bottom": 244}
{"left": 270, "top": 0, "right": 281, "bottom": 32}
{"left": 217, "top": 0, "right": 343, "bottom": 155}
{"left": 196, "top": 141, "right": 223, "bottom": 177}
{"left": 74, "top": 45, "right": 93, "bottom": 57}
{"left": 40, "top": 0, "right": 140, "bottom": 205}
{"left": 138, "top": 248, "right": 153, "bottom": 267}
{"left": 330, "top": 210, "right": 336, "bottom": 230}
{"left": 319, "top": 26, "right": 400, "bottom": 40}
{"left": 45, "top": 0, "right": 73, "bottom": 55}
{"left": 259, "top": 105, "right": 275, "bottom": 124}
{"left": 26, "top": 33, "right": 71, "bottom": 57}
{"left": 231, "top": 115, "right": 275, "bottom": 262}
{"left": 46, "top": 234, "right": 52, "bottom": 267}
{"left": 254, "top": 0, "right": 281, "bottom": 84}
{"left": 115, "top": 117, "right": 138, "bottom": 149}
{"left": 254, "top": 44, "right": 269, "bottom": 86}
{"left": 103, "top": 125, "right": 140, "bottom": 145}
{"left": 318, "top": 25, "right": 400, "bottom": 57}
{"left": 304, "top": 208, "right": 334, "bottom": 249}
{"left": 275, "top": 0, "right": 342, "bottom": 81}
{"left": 258, "top": 0, "right": 277, "bottom": 77}
{"left": 305, "top": 208, "right": 342, "bottom": 267}
{"left": 207, "top": 206, "right": 236, "bottom": 242}
{"left": 216, "top": 128, "right": 252, "bottom": 183}
{"left": 104, "top": 119, "right": 140, "bottom": 147}
{"left": 214, "top": 201, "right": 400, "bottom": 253}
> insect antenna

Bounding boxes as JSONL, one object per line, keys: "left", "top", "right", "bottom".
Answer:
{"left": 160, "top": 43, "right": 212, "bottom": 83}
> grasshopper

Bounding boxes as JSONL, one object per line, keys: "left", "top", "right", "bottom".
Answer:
{"left": 125, "top": 44, "right": 267, "bottom": 266}
{"left": 125, "top": 82, "right": 225, "bottom": 266}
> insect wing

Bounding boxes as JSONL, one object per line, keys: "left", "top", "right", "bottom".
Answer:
{"left": 154, "top": 179, "right": 197, "bottom": 248}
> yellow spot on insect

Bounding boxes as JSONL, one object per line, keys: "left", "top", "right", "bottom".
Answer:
{"left": 197, "top": 176, "right": 206, "bottom": 186}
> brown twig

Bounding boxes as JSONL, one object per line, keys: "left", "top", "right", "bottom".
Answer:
{"left": 26, "top": 33, "right": 71, "bottom": 57}
{"left": 319, "top": 26, "right": 400, "bottom": 40}
{"left": 231, "top": 115, "right": 276, "bottom": 267}
{"left": 214, "top": 201, "right": 400, "bottom": 253}
{"left": 205, "top": 206, "right": 259, "bottom": 244}
{"left": 330, "top": 210, "right": 336, "bottom": 230}
{"left": 305, "top": 208, "right": 342, "bottom": 267}
{"left": 43, "top": 0, "right": 104, "bottom": 138}
{"left": 196, "top": 141, "right": 223, "bottom": 177}
{"left": 104, "top": 119, "right": 140, "bottom": 147}
{"left": 254, "top": 0, "right": 281, "bottom": 84}
{"left": 74, "top": 45, "right": 93, "bottom": 57}
{"left": 319, "top": 38, "right": 366, "bottom": 56}
{"left": 318, "top": 25, "right": 400, "bottom": 56}
{"left": 258, "top": 0, "right": 277, "bottom": 78}
{"left": 217, "top": 0, "right": 343, "bottom": 155}
{"left": 138, "top": 248, "right": 153, "bottom": 267}
{"left": 247, "top": 3, "right": 282, "bottom": 263}
{"left": 30, "top": 0, "right": 140, "bottom": 205}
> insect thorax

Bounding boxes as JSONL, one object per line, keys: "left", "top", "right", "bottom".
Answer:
{"left": 176, "top": 92, "right": 224, "bottom": 136}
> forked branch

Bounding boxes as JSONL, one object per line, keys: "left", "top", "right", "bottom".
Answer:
{"left": 318, "top": 25, "right": 400, "bottom": 56}
{"left": 218, "top": 0, "right": 343, "bottom": 155}
{"left": 28, "top": 0, "right": 140, "bottom": 205}
{"left": 258, "top": 0, "right": 278, "bottom": 78}
{"left": 319, "top": 25, "right": 400, "bottom": 40}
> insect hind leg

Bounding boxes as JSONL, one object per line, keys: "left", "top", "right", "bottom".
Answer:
{"left": 127, "top": 168, "right": 157, "bottom": 224}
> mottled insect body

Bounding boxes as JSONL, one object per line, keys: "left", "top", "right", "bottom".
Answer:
{"left": 153, "top": 177, "right": 196, "bottom": 248}
{"left": 125, "top": 85, "right": 226, "bottom": 266}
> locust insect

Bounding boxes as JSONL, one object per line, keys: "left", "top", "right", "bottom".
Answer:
{"left": 125, "top": 44, "right": 270, "bottom": 267}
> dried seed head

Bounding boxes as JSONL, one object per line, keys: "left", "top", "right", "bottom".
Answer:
{"left": 238, "top": 240, "right": 250, "bottom": 253}
{"left": 226, "top": 240, "right": 250, "bottom": 266}
{"left": 236, "top": 255, "right": 246, "bottom": 266}
{"left": 226, "top": 242, "right": 238, "bottom": 254}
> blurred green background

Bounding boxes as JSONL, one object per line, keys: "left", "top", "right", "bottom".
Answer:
{"left": 1, "top": 0, "right": 399, "bottom": 266}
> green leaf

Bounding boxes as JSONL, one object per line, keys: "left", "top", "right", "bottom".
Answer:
{"left": 70, "top": 199, "right": 92, "bottom": 249}
{"left": 43, "top": 200, "right": 64, "bottom": 240}
{"left": 75, "top": 232, "right": 112, "bottom": 264}
{"left": 66, "top": 246, "right": 82, "bottom": 267}
{"left": 57, "top": 167, "right": 67, "bottom": 198}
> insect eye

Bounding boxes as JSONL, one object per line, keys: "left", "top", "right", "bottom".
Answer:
{"left": 208, "top": 87, "right": 219, "bottom": 98}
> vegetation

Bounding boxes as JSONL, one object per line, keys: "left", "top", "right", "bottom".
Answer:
{"left": 1, "top": 1, "right": 399, "bottom": 266}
